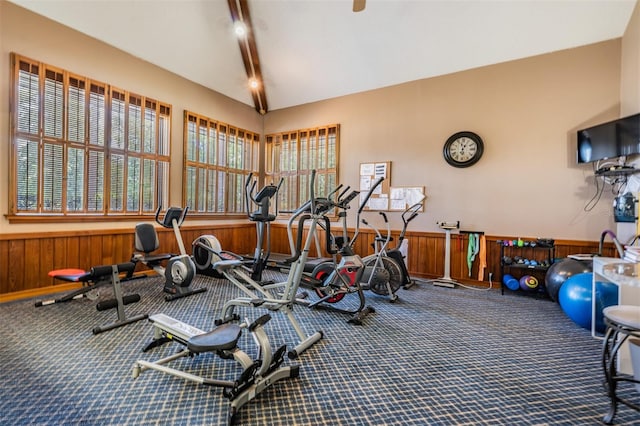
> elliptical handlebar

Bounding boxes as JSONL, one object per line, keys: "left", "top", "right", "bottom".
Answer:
{"left": 285, "top": 170, "right": 318, "bottom": 262}
{"left": 351, "top": 177, "right": 385, "bottom": 247}
{"left": 358, "top": 177, "right": 384, "bottom": 215}
{"left": 285, "top": 170, "right": 366, "bottom": 260}
{"left": 309, "top": 170, "right": 317, "bottom": 215}
{"left": 274, "top": 177, "right": 284, "bottom": 216}
{"left": 244, "top": 172, "right": 284, "bottom": 221}
{"left": 336, "top": 185, "right": 350, "bottom": 201}
{"left": 244, "top": 172, "right": 255, "bottom": 214}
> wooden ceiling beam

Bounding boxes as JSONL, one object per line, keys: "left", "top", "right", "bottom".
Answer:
{"left": 227, "top": 0, "right": 268, "bottom": 115}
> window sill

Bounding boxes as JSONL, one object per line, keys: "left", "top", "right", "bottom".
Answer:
{"left": 5, "top": 213, "right": 247, "bottom": 224}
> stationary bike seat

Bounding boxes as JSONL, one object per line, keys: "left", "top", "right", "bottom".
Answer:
{"left": 187, "top": 323, "right": 242, "bottom": 353}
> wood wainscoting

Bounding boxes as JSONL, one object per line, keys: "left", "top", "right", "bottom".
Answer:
{"left": 0, "top": 223, "right": 256, "bottom": 301}
{"left": 268, "top": 224, "right": 618, "bottom": 287}
{"left": 0, "top": 221, "right": 618, "bottom": 301}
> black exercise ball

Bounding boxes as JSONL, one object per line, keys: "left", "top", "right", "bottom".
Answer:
{"left": 545, "top": 258, "right": 593, "bottom": 303}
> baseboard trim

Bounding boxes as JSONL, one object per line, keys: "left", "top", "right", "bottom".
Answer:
{"left": 0, "top": 282, "right": 82, "bottom": 304}
{"left": 0, "top": 271, "right": 156, "bottom": 304}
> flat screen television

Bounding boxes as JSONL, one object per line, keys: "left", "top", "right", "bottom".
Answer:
{"left": 577, "top": 113, "right": 640, "bottom": 164}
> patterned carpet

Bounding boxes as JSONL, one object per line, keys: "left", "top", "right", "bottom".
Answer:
{"left": 0, "top": 271, "right": 638, "bottom": 425}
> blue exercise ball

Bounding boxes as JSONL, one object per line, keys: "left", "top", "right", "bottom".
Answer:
{"left": 558, "top": 272, "right": 618, "bottom": 332}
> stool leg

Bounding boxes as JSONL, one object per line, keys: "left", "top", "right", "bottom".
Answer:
{"left": 602, "top": 326, "right": 631, "bottom": 425}
{"left": 602, "top": 327, "right": 616, "bottom": 424}
{"left": 602, "top": 327, "right": 617, "bottom": 424}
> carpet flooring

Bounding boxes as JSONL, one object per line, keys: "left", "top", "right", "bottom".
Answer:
{"left": 1, "top": 271, "right": 638, "bottom": 425}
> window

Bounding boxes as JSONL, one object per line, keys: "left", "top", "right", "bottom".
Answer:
{"left": 9, "top": 54, "right": 171, "bottom": 219}
{"left": 183, "top": 111, "right": 259, "bottom": 214}
{"left": 266, "top": 124, "right": 339, "bottom": 212}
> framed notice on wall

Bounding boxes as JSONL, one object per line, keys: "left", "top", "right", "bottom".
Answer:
{"left": 360, "top": 162, "right": 391, "bottom": 210}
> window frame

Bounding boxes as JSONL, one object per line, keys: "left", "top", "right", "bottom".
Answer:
{"left": 8, "top": 53, "right": 172, "bottom": 223}
{"left": 266, "top": 124, "right": 340, "bottom": 213}
{"left": 182, "top": 110, "right": 260, "bottom": 217}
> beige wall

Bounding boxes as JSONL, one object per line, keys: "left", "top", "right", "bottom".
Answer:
{"left": 0, "top": 1, "right": 263, "bottom": 233}
{"left": 265, "top": 40, "right": 626, "bottom": 241}
{"left": 621, "top": 0, "right": 640, "bottom": 114}
{"left": 1, "top": 0, "right": 639, "bottom": 243}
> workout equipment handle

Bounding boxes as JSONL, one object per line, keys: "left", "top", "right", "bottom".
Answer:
{"left": 351, "top": 176, "right": 384, "bottom": 248}
{"left": 244, "top": 172, "right": 255, "bottom": 214}
{"left": 358, "top": 177, "right": 384, "bottom": 214}
{"left": 326, "top": 183, "right": 344, "bottom": 200}
{"left": 336, "top": 185, "right": 350, "bottom": 201}
{"left": 274, "top": 177, "right": 284, "bottom": 216}
{"left": 599, "top": 229, "right": 624, "bottom": 258}
{"left": 154, "top": 205, "right": 188, "bottom": 228}
{"left": 323, "top": 216, "right": 337, "bottom": 255}
{"left": 403, "top": 202, "right": 421, "bottom": 224}
{"left": 155, "top": 205, "right": 162, "bottom": 224}
{"left": 379, "top": 212, "right": 388, "bottom": 223}
{"left": 285, "top": 214, "right": 311, "bottom": 263}
{"left": 309, "top": 170, "right": 317, "bottom": 214}
{"left": 249, "top": 314, "right": 272, "bottom": 332}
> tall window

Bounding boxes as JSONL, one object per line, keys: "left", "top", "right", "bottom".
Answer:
{"left": 9, "top": 54, "right": 171, "bottom": 219}
{"left": 266, "top": 124, "right": 339, "bottom": 212}
{"left": 183, "top": 111, "right": 259, "bottom": 214}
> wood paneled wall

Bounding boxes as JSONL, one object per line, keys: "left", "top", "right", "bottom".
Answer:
{"left": 0, "top": 223, "right": 256, "bottom": 298}
{"left": 269, "top": 224, "right": 618, "bottom": 287}
{"left": 0, "top": 221, "right": 618, "bottom": 299}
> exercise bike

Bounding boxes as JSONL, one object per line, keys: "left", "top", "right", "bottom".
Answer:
{"left": 296, "top": 179, "right": 379, "bottom": 324}
{"left": 387, "top": 201, "right": 423, "bottom": 289}
{"left": 133, "top": 312, "right": 298, "bottom": 425}
{"left": 132, "top": 206, "right": 206, "bottom": 301}
{"left": 359, "top": 199, "right": 423, "bottom": 298}
{"left": 359, "top": 210, "right": 404, "bottom": 302}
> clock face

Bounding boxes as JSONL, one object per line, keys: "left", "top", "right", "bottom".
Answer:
{"left": 443, "top": 131, "right": 484, "bottom": 168}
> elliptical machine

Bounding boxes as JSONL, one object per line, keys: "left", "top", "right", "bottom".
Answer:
{"left": 132, "top": 206, "right": 206, "bottom": 301}
{"left": 245, "top": 173, "right": 283, "bottom": 282}
{"left": 192, "top": 174, "right": 283, "bottom": 282}
{"left": 193, "top": 171, "right": 327, "bottom": 359}
{"left": 297, "top": 179, "right": 380, "bottom": 325}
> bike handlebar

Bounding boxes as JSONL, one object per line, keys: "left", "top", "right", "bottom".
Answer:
{"left": 403, "top": 202, "right": 421, "bottom": 224}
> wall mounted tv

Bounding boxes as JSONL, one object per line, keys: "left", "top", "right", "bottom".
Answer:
{"left": 577, "top": 113, "right": 640, "bottom": 164}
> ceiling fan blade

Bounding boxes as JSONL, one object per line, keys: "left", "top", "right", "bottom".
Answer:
{"left": 353, "top": 0, "right": 366, "bottom": 12}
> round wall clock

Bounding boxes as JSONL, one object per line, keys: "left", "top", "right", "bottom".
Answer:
{"left": 442, "top": 131, "right": 484, "bottom": 168}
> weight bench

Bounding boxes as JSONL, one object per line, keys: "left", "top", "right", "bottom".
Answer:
{"left": 36, "top": 262, "right": 148, "bottom": 335}
{"left": 133, "top": 312, "right": 299, "bottom": 425}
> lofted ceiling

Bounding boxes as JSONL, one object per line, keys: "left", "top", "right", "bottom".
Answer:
{"left": 7, "top": 0, "right": 638, "bottom": 113}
